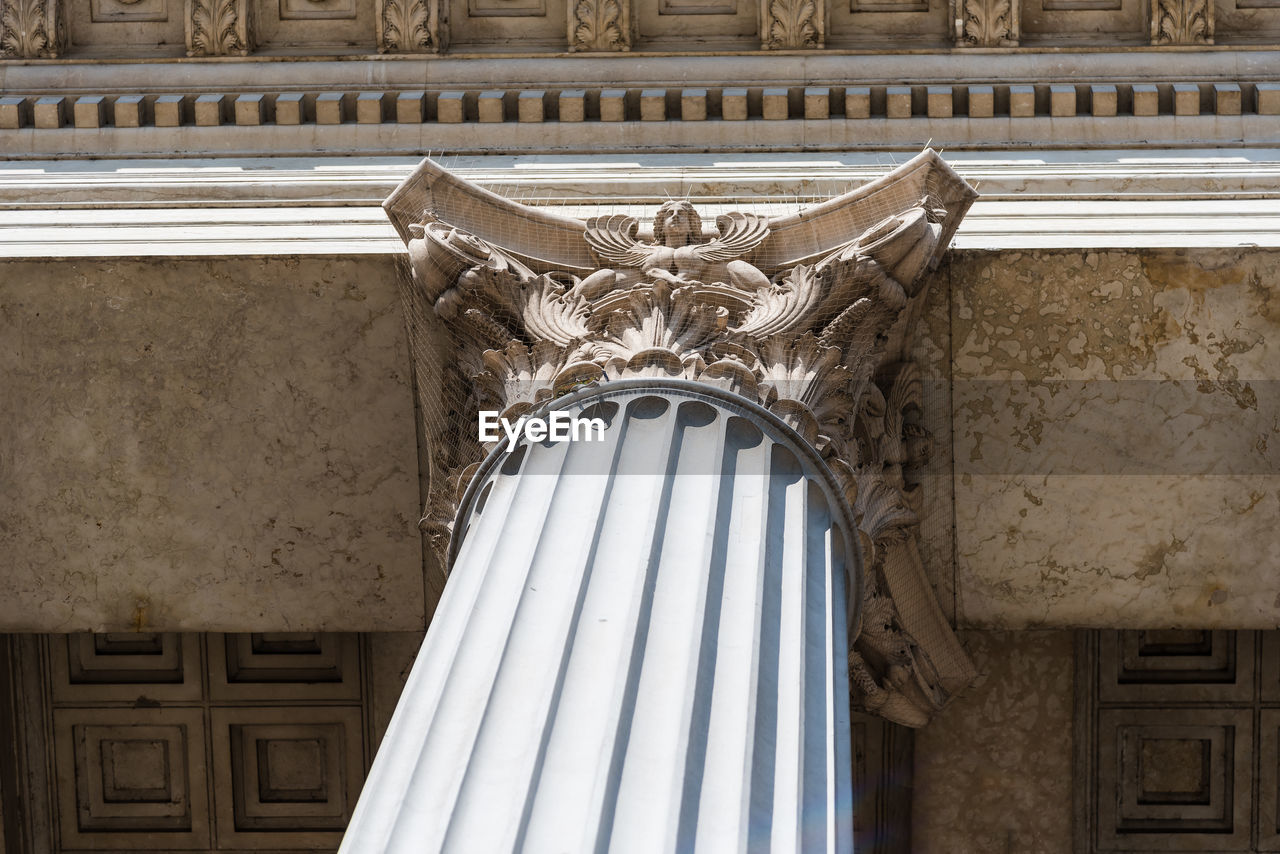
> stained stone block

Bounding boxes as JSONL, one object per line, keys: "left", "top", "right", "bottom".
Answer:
{"left": 968, "top": 85, "right": 993, "bottom": 118}
{"left": 235, "top": 94, "right": 266, "bottom": 126}
{"left": 1009, "top": 85, "right": 1035, "bottom": 117}
{"left": 276, "top": 93, "right": 304, "bottom": 125}
{"left": 680, "top": 89, "right": 707, "bottom": 121}
{"left": 762, "top": 87, "right": 788, "bottom": 120}
{"left": 0, "top": 257, "right": 423, "bottom": 631}
{"left": 0, "top": 97, "right": 23, "bottom": 129}
{"left": 599, "top": 89, "right": 627, "bottom": 122}
{"left": 640, "top": 89, "right": 666, "bottom": 121}
{"left": 154, "top": 95, "right": 184, "bottom": 127}
{"left": 316, "top": 92, "right": 345, "bottom": 125}
{"left": 396, "top": 92, "right": 425, "bottom": 124}
{"left": 926, "top": 86, "right": 952, "bottom": 118}
{"left": 558, "top": 89, "right": 586, "bottom": 122}
{"left": 1049, "top": 84, "right": 1075, "bottom": 117}
{"left": 886, "top": 85, "right": 912, "bottom": 118}
{"left": 803, "top": 87, "right": 828, "bottom": 119}
{"left": 73, "top": 96, "right": 107, "bottom": 129}
{"left": 356, "top": 92, "right": 385, "bottom": 124}
{"left": 517, "top": 90, "right": 545, "bottom": 122}
{"left": 478, "top": 90, "right": 505, "bottom": 123}
{"left": 1258, "top": 83, "right": 1280, "bottom": 115}
{"left": 34, "top": 96, "right": 65, "bottom": 129}
{"left": 436, "top": 92, "right": 465, "bottom": 123}
{"left": 1213, "top": 83, "right": 1241, "bottom": 115}
{"left": 1173, "top": 83, "right": 1200, "bottom": 115}
{"left": 194, "top": 94, "right": 225, "bottom": 127}
{"left": 722, "top": 87, "right": 748, "bottom": 121}
{"left": 1091, "top": 84, "right": 1118, "bottom": 117}
{"left": 845, "top": 86, "right": 871, "bottom": 119}
{"left": 1132, "top": 83, "right": 1159, "bottom": 115}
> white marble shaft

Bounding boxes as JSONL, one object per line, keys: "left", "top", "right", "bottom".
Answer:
{"left": 342, "top": 380, "right": 860, "bottom": 853}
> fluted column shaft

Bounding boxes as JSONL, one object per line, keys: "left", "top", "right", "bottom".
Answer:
{"left": 341, "top": 380, "right": 860, "bottom": 853}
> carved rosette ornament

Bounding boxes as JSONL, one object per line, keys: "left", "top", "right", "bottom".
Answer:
{"left": 760, "top": 0, "right": 824, "bottom": 49}
{"left": 0, "top": 0, "right": 66, "bottom": 58}
{"left": 1151, "top": 0, "right": 1212, "bottom": 44}
{"left": 952, "top": 0, "right": 1019, "bottom": 47}
{"left": 568, "top": 0, "right": 631, "bottom": 51}
{"left": 382, "top": 150, "right": 979, "bottom": 729}
{"left": 185, "top": 0, "right": 251, "bottom": 56}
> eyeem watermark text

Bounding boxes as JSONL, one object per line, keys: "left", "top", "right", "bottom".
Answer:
{"left": 478, "top": 411, "right": 607, "bottom": 444}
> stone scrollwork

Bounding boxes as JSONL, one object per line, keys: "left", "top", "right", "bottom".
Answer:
{"left": 760, "top": 0, "right": 823, "bottom": 50}
{"left": 1, "top": 0, "right": 66, "bottom": 58}
{"left": 377, "top": 0, "right": 443, "bottom": 53}
{"left": 384, "top": 149, "right": 978, "bottom": 727}
{"left": 185, "top": 0, "right": 251, "bottom": 56}
{"left": 568, "top": 0, "right": 630, "bottom": 51}
{"left": 952, "top": 0, "right": 1019, "bottom": 47}
{"left": 1151, "top": 0, "right": 1212, "bottom": 44}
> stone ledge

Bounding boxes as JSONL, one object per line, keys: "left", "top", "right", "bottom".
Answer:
{"left": 4, "top": 152, "right": 1280, "bottom": 255}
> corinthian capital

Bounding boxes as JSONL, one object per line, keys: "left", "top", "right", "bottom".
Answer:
{"left": 383, "top": 151, "right": 979, "bottom": 727}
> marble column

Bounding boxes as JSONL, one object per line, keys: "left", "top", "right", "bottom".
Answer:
{"left": 350, "top": 150, "right": 978, "bottom": 851}
{"left": 341, "top": 380, "right": 858, "bottom": 853}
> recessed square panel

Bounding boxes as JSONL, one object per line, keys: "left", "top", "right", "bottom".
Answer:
{"left": 1097, "top": 708, "right": 1251, "bottom": 850}
{"left": 53, "top": 708, "right": 209, "bottom": 849}
{"left": 89, "top": 0, "right": 169, "bottom": 22}
{"left": 851, "top": 0, "right": 930, "bottom": 13}
{"left": 280, "top": 0, "right": 357, "bottom": 21}
{"left": 211, "top": 707, "right": 363, "bottom": 848}
{"left": 660, "top": 0, "right": 737, "bottom": 13}
{"left": 51, "top": 633, "right": 202, "bottom": 703}
{"left": 469, "top": 0, "right": 545, "bottom": 15}
{"left": 1099, "top": 630, "right": 1255, "bottom": 703}
{"left": 208, "top": 632, "right": 361, "bottom": 701}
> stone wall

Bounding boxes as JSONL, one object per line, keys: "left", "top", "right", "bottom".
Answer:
{"left": 0, "top": 257, "right": 423, "bottom": 632}
{"left": 912, "top": 630, "right": 1076, "bottom": 854}
{"left": 949, "top": 248, "right": 1280, "bottom": 629}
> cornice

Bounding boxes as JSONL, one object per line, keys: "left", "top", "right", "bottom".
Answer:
{"left": 1, "top": 52, "right": 1280, "bottom": 157}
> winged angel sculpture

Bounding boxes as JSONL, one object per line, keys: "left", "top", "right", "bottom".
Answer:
{"left": 385, "top": 150, "right": 979, "bottom": 728}
{"left": 576, "top": 202, "right": 772, "bottom": 297}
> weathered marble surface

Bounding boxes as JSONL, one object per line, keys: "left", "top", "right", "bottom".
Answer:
{"left": 913, "top": 630, "right": 1074, "bottom": 854}
{"left": 952, "top": 249, "right": 1280, "bottom": 628}
{"left": 0, "top": 257, "right": 423, "bottom": 632}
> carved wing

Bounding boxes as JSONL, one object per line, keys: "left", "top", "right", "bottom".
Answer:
{"left": 584, "top": 214, "right": 655, "bottom": 269}
{"left": 695, "top": 211, "right": 771, "bottom": 262}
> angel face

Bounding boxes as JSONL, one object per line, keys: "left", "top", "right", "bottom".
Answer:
{"left": 653, "top": 201, "right": 702, "bottom": 248}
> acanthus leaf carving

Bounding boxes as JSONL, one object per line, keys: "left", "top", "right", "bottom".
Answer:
{"left": 185, "top": 0, "right": 250, "bottom": 56}
{"left": 761, "top": 0, "right": 822, "bottom": 50}
{"left": 569, "top": 0, "right": 630, "bottom": 52}
{"left": 378, "top": 0, "right": 442, "bottom": 53}
{"left": 1, "top": 0, "right": 65, "bottom": 58}
{"left": 1151, "top": 0, "right": 1212, "bottom": 44}
{"left": 390, "top": 152, "right": 979, "bottom": 727}
{"left": 953, "top": 0, "right": 1018, "bottom": 47}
